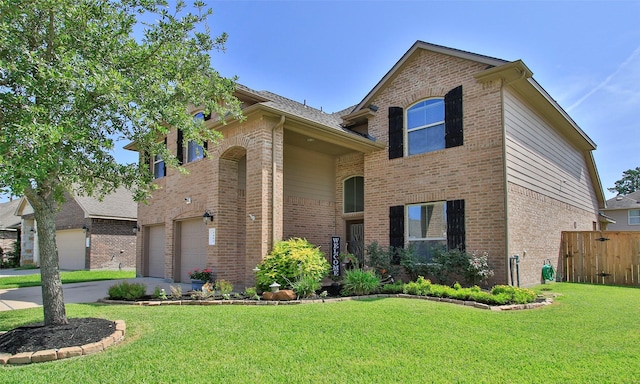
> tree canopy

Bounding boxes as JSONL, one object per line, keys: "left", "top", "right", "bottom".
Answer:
{"left": 608, "top": 167, "right": 640, "bottom": 196}
{"left": 0, "top": 0, "right": 242, "bottom": 325}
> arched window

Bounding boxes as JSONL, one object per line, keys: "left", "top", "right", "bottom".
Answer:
{"left": 344, "top": 176, "right": 364, "bottom": 213}
{"left": 406, "top": 98, "right": 445, "bottom": 155}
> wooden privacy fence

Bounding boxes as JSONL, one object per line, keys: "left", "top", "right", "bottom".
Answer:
{"left": 561, "top": 231, "right": 640, "bottom": 287}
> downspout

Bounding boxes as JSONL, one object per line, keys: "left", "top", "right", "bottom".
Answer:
{"left": 273, "top": 115, "right": 285, "bottom": 245}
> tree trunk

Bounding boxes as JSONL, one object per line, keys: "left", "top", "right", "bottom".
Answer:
{"left": 25, "top": 188, "right": 68, "bottom": 325}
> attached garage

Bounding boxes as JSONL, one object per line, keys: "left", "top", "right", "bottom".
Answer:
{"left": 146, "top": 225, "right": 165, "bottom": 278}
{"left": 178, "top": 219, "right": 207, "bottom": 283}
{"left": 56, "top": 229, "right": 86, "bottom": 270}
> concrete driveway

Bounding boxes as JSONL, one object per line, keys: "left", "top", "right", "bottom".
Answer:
{"left": 0, "top": 269, "right": 191, "bottom": 311}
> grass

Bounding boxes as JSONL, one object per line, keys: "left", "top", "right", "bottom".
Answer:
{"left": 1, "top": 283, "right": 639, "bottom": 383}
{"left": 0, "top": 270, "right": 136, "bottom": 289}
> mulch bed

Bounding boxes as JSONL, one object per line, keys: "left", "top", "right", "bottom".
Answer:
{"left": 0, "top": 318, "right": 115, "bottom": 355}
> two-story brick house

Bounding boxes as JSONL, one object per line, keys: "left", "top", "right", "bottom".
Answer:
{"left": 133, "top": 41, "right": 606, "bottom": 288}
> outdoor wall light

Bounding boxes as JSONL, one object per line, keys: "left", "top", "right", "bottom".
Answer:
{"left": 132, "top": 224, "right": 140, "bottom": 234}
{"left": 202, "top": 210, "right": 214, "bottom": 224}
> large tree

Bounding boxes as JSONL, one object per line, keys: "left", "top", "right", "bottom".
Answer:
{"left": 0, "top": 0, "right": 242, "bottom": 325}
{"left": 608, "top": 167, "right": 640, "bottom": 196}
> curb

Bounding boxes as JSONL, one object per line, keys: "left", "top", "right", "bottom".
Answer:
{"left": 0, "top": 320, "right": 126, "bottom": 366}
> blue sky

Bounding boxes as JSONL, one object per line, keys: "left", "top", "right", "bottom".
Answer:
{"left": 2, "top": 1, "right": 638, "bottom": 203}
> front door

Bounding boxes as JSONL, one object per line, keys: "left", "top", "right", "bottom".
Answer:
{"left": 346, "top": 220, "right": 364, "bottom": 267}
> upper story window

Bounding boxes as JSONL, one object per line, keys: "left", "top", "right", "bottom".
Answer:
{"left": 630, "top": 209, "right": 640, "bottom": 225}
{"left": 388, "top": 85, "right": 463, "bottom": 159}
{"left": 178, "top": 112, "right": 207, "bottom": 164}
{"left": 152, "top": 138, "right": 167, "bottom": 179}
{"left": 153, "top": 154, "right": 165, "bottom": 179}
{"left": 187, "top": 112, "right": 205, "bottom": 163}
{"left": 344, "top": 176, "right": 364, "bottom": 213}
{"left": 406, "top": 99, "right": 445, "bottom": 155}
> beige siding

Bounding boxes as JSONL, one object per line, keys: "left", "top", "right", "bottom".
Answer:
{"left": 504, "top": 89, "right": 598, "bottom": 212}
{"left": 56, "top": 229, "right": 86, "bottom": 270}
{"left": 605, "top": 209, "right": 640, "bottom": 231}
{"left": 284, "top": 144, "right": 335, "bottom": 202}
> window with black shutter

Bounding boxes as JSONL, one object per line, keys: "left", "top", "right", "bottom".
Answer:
{"left": 388, "top": 107, "right": 404, "bottom": 159}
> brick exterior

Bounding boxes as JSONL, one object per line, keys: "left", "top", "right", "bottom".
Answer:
{"left": 135, "top": 43, "right": 602, "bottom": 289}
{"left": 88, "top": 219, "right": 136, "bottom": 270}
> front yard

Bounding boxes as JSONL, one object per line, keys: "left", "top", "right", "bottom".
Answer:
{"left": 1, "top": 283, "right": 638, "bottom": 383}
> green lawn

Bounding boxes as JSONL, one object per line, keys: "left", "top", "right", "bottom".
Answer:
{"left": 0, "top": 270, "right": 136, "bottom": 289}
{"left": 1, "top": 283, "right": 638, "bottom": 383}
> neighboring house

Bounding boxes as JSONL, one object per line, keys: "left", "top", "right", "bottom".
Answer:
{"left": 601, "top": 191, "right": 640, "bottom": 231}
{"left": 131, "top": 41, "right": 606, "bottom": 288}
{"left": 0, "top": 199, "right": 21, "bottom": 260}
{"left": 15, "top": 188, "right": 137, "bottom": 270}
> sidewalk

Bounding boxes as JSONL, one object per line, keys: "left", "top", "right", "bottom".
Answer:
{"left": 0, "top": 269, "right": 191, "bottom": 311}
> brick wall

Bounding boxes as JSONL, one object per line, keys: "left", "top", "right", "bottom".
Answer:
{"left": 361, "top": 49, "right": 508, "bottom": 284}
{"left": 507, "top": 183, "right": 598, "bottom": 287}
{"left": 88, "top": 219, "right": 136, "bottom": 270}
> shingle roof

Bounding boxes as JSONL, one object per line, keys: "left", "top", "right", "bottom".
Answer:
{"left": 604, "top": 191, "right": 640, "bottom": 210}
{"left": 73, "top": 187, "right": 137, "bottom": 220}
{"left": 0, "top": 199, "right": 21, "bottom": 229}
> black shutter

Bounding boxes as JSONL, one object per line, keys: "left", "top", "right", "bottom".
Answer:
{"left": 446, "top": 199, "right": 465, "bottom": 251}
{"left": 444, "top": 85, "right": 463, "bottom": 148}
{"left": 176, "top": 129, "right": 184, "bottom": 165}
{"left": 389, "top": 205, "right": 405, "bottom": 263}
{"left": 203, "top": 140, "right": 208, "bottom": 158}
{"left": 163, "top": 137, "right": 167, "bottom": 175}
{"left": 388, "top": 107, "right": 404, "bottom": 159}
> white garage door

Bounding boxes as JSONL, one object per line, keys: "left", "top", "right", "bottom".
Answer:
{"left": 179, "top": 219, "right": 207, "bottom": 283}
{"left": 147, "top": 225, "right": 165, "bottom": 278}
{"left": 56, "top": 229, "right": 86, "bottom": 270}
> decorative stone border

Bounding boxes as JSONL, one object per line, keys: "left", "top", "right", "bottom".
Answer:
{"left": 98, "top": 294, "right": 553, "bottom": 310}
{"left": 0, "top": 320, "right": 126, "bottom": 366}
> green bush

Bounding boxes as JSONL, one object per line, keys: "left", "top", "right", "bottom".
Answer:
{"left": 381, "top": 280, "right": 405, "bottom": 294}
{"left": 108, "top": 281, "right": 146, "bottom": 300}
{"left": 255, "top": 238, "right": 329, "bottom": 292}
{"left": 243, "top": 287, "right": 260, "bottom": 300}
{"left": 403, "top": 276, "right": 432, "bottom": 296}
{"left": 341, "top": 269, "right": 380, "bottom": 296}
{"left": 291, "top": 275, "right": 322, "bottom": 298}
{"left": 491, "top": 285, "right": 537, "bottom": 304}
{"left": 215, "top": 279, "right": 233, "bottom": 296}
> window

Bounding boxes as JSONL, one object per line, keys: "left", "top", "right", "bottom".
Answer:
{"left": 407, "top": 202, "right": 447, "bottom": 261}
{"left": 630, "top": 209, "right": 640, "bottom": 225}
{"left": 389, "top": 199, "right": 465, "bottom": 264}
{"left": 407, "top": 99, "right": 445, "bottom": 155}
{"left": 344, "top": 176, "right": 364, "bottom": 213}
{"left": 186, "top": 112, "right": 205, "bottom": 163}
{"left": 153, "top": 154, "right": 165, "bottom": 179}
{"left": 388, "top": 85, "right": 463, "bottom": 159}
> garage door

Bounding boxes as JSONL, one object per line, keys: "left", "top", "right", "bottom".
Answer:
{"left": 179, "top": 219, "right": 207, "bottom": 283}
{"left": 147, "top": 225, "right": 165, "bottom": 278}
{"left": 56, "top": 229, "right": 86, "bottom": 270}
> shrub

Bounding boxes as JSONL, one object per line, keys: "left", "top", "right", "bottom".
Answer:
{"left": 255, "top": 238, "right": 330, "bottom": 292}
{"left": 153, "top": 286, "right": 167, "bottom": 300}
{"left": 491, "top": 285, "right": 537, "bottom": 304}
{"left": 291, "top": 275, "right": 322, "bottom": 298}
{"left": 244, "top": 287, "right": 260, "bottom": 300}
{"left": 341, "top": 269, "right": 380, "bottom": 296}
{"left": 381, "top": 280, "right": 405, "bottom": 294}
{"left": 108, "top": 281, "right": 146, "bottom": 300}
{"left": 215, "top": 279, "right": 233, "bottom": 295}
{"left": 366, "top": 242, "right": 402, "bottom": 279}
{"left": 169, "top": 285, "right": 182, "bottom": 299}
{"left": 466, "top": 251, "right": 494, "bottom": 285}
{"left": 403, "top": 276, "right": 432, "bottom": 296}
